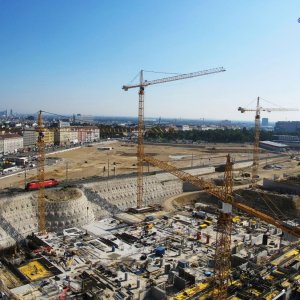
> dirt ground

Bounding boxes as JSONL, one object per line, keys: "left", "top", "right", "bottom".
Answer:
{"left": 45, "top": 188, "right": 81, "bottom": 202}
{"left": 0, "top": 141, "right": 299, "bottom": 189}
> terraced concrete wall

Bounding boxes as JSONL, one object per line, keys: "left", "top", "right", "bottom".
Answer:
{"left": 0, "top": 174, "right": 183, "bottom": 250}
{"left": 0, "top": 189, "right": 97, "bottom": 249}
{"left": 84, "top": 174, "right": 183, "bottom": 210}
{"left": 0, "top": 193, "right": 38, "bottom": 250}
{"left": 45, "top": 190, "right": 95, "bottom": 232}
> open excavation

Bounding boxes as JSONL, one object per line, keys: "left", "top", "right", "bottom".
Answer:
{"left": 0, "top": 140, "right": 300, "bottom": 299}
{"left": 0, "top": 66, "right": 299, "bottom": 300}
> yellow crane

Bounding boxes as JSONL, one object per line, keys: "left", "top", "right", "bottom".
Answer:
{"left": 122, "top": 67, "right": 226, "bottom": 208}
{"left": 143, "top": 155, "right": 300, "bottom": 299}
{"left": 19, "top": 111, "right": 47, "bottom": 232}
{"left": 33, "top": 111, "right": 101, "bottom": 232}
{"left": 238, "top": 97, "right": 298, "bottom": 184}
{"left": 37, "top": 110, "right": 46, "bottom": 232}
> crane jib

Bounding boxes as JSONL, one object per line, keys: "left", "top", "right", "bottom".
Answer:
{"left": 122, "top": 67, "right": 226, "bottom": 91}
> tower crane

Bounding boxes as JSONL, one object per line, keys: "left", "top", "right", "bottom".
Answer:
{"left": 238, "top": 97, "right": 298, "bottom": 184}
{"left": 37, "top": 110, "right": 46, "bottom": 233}
{"left": 20, "top": 111, "right": 52, "bottom": 233}
{"left": 143, "top": 155, "right": 300, "bottom": 299}
{"left": 33, "top": 111, "right": 102, "bottom": 232}
{"left": 122, "top": 67, "right": 226, "bottom": 208}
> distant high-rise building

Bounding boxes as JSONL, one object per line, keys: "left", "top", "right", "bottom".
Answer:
{"left": 274, "top": 121, "right": 300, "bottom": 133}
{"left": 0, "top": 110, "right": 7, "bottom": 118}
{"left": 261, "top": 118, "right": 268, "bottom": 126}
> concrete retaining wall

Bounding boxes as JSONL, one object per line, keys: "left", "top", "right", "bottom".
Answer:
{"left": 0, "top": 173, "right": 184, "bottom": 250}
{"left": 263, "top": 178, "right": 300, "bottom": 196}
{"left": 84, "top": 175, "right": 183, "bottom": 210}
{"left": 45, "top": 189, "right": 95, "bottom": 232}
{"left": 0, "top": 193, "right": 38, "bottom": 250}
{"left": 0, "top": 189, "right": 97, "bottom": 249}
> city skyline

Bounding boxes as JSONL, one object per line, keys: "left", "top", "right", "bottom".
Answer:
{"left": 0, "top": 107, "right": 284, "bottom": 124}
{"left": 0, "top": 1, "right": 299, "bottom": 121}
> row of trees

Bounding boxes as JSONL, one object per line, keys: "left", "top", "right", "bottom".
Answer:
{"left": 145, "top": 127, "right": 275, "bottom": 143}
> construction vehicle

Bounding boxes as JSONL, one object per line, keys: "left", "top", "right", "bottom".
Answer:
{"left": 145, "top": 223, "right": 154, "bottom": 231}
{"left": 122, "top": 67, "right": 226, "bottom": 208}
{"left": 238, "top": 97, "right": 298, "bottom": 183}
{"left": 199, "top": 223, "right": 208, "bottom": 229}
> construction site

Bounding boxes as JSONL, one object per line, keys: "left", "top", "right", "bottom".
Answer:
{"left": 1, "top": 69, "right": 300, "bottom": 300}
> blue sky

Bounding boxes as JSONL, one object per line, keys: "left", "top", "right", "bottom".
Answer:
{"left": 0, "top": 0, "right": 299, "bottom": 121}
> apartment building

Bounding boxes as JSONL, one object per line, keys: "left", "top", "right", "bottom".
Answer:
{"left": 0, "top": 138, "right": 3, "bottom": 154}
{"left": 23, "top": 130, "right": 37, "bottom": 148}
{"left": 0, "top": 134, "right": 23, "bottom": 154}
{"left": 43, "top": 129, "right": 55, "bottom": 146}
{"left": 54, "top": 126, "right": 99, "bottom": 145}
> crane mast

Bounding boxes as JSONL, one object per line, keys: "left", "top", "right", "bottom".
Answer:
{"left": 123, "top": 67, "right": 226, "bottom": 208}
{"left": 253, "top": 97, "right": 261, "bottom": 183}
{"left": 37, "top": 110, "right": 46, "bottom": 233}
{"left": 213, "top": 155, "right": 233, "bottom": 300}
{"left": 137, "top": 71, "right": 145, "bottom": 208}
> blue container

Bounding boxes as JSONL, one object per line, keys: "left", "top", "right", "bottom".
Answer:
{"left": 155, "top": 246, "right": 165, "bottom": 256}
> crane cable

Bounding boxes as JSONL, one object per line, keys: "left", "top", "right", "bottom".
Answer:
{"left": 33, "top": 110, "right": 101, "bottom": 126}
{"left": 242, "top": 98, "right": 258, "bottom": 109}
{"left": 143, "top": 70, "right": 181, "bottom": 75}
{"left": 234, "top": 192, "right": 281, "bottom": 222}
{"left": 261, "top": 192, "right": 289, "bottom": 220}
{"left": 127, "top": 70, "right": 181, "bottom": 86}
{"left": 259, "top": 97, "right": 288, "bottom": 109}
{"left": 241, "top": 189, "right": 289, "bottom": 221}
